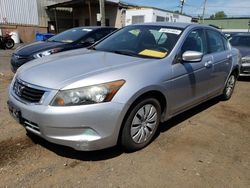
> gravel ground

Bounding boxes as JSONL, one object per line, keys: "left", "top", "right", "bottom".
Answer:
{"left": 0, "top": 48, "right": 249, "bottom": 187}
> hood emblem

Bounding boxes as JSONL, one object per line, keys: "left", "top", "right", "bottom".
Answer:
{"left": 14, "top": 82, "right": 25, "bottom": 97}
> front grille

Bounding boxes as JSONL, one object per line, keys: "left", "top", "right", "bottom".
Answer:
{"left": 13, "top": 79, "right": 45, "bottom": 103}
{"left": 242, "top": 67, "right": 250, "bottom": 73}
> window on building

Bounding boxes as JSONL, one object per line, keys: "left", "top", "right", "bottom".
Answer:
{"left": 96, "top": 19, "right": 109, "bottom": 26}
{"left": 156, "top": 16, "right": 165, "bottom": 22}
{"left": 105, "top": 19, "right": 110, "bottom": 26}
{"left": 132, "top": 16, "right": 145, "bottom": 24}
{"left": 173, "top": 14, "right": 179, "bottom": 19}
{"left": 166, "top": 17, "right": 170, "bottom": 22}
{"left": 85, "top": 19, "right": 90, "bottom": 26}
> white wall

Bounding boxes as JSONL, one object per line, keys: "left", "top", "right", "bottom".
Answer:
{"left": 0, "top": 0, "right": 39, "bottom": 25}
{"left": 177, "top": 14, "right": 192, "bottom": 23}
{"left": 125, "top": 9, "right": 154, "bottom": 26}
{"left": 126, "top": 8, "right": 192, "bottom": 26}
{"left": 152, "top": 9, "right": 173, "bottom": 22}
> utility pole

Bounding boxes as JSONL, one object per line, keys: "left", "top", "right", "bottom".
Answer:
{"left": 248, "top": 20, "right": 250, "bottom": 32}
{"left": 180, "top": 0, "right": 185, "bottom": 14}
{"left": 202, "top": 0, "right": 207, "bottom": 23}
{"left": 99, "top": 0, "right": 105, "bottom": 26}
{"left": 87, "top": 0, "right": 92, "bottom": 25}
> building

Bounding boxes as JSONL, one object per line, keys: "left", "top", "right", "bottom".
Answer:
{"left": 125, "top": 6, "right": 192, "bottom": 26}
{"left": 0, "top": 0, "right": 193, "bottom": 43}
{"left": 45, "top": 0, "right": 130, "bottom": 33}
{"left": 0, "top": 0, "right": 130, "bottom": 42}
{"left": 204, "top": 17, "right": 250, "bottom": 32}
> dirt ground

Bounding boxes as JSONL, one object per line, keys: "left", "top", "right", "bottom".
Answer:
{"left": 0, "top": 48, "right": 249, "bottom": 188}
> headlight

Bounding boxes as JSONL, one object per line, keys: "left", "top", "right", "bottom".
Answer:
{"left": 242, "top": 56, "right": 250, "bottom": 64}
{"left": 33, "top": 48, "right": 62, "bottom": 58}
{"left": 51, "top": 80, "right": 125, "bottom": 106}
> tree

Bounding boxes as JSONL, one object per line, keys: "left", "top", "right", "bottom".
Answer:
{"left": 210, "top": 11, "right": 227, "bottom": 19}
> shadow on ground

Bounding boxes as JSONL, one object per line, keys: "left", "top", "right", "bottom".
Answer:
{"left": 27, "top": 97, "right": 221, "bottom": 161}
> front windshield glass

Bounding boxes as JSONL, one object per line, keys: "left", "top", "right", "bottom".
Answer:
{"left": 48, "top": 28, "right": 93, "bottom": 43}
{"left": 95, "top": 25, "right": 183, "bottom": 59}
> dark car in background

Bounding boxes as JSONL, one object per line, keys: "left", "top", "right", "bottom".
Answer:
{"left": 10, "top": 26, "right": 117, "bottom": 72}
{"left": 230, "top": 33, "right": 250, "bottom": 76}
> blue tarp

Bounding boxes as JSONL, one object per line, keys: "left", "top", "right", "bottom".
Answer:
{"left": 36, "top": 33, "right": 55, "bottom": 41}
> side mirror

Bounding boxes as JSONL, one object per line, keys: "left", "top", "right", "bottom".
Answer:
{"left": 182, "top": 51, "right": 203, "bottom": 62}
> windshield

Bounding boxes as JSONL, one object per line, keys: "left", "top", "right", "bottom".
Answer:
{"left": 230, "top": 35, "right": 250, "bottom": 47}
{"left": 95, "top": 25, "right": 183, "bottom": 59}
{"left": 48, "top": 28, "right": 93, "bottom": 43}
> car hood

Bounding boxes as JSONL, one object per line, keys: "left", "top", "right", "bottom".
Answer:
{"left": 17, "top": 49, "right": 151, "bottom": 89}
{"left": 232, "top": 46, "right": 250, "bottom": 57}
{"left": 15, "top": 41, "right": 66, "bottom": 56}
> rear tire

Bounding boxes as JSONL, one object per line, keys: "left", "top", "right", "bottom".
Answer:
{"left": 121, "top": 98, "right": 161, "bottom": 152}
{"left": 221, "top": 73, "right": 236, "bottom": 100}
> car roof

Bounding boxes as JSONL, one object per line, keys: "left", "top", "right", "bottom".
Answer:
{"left": 128, "top": 22, "right": 221, "bottom": 31}
{"left": 132, "top": 22, "right": 193, "bottom": 29}
{"left": 68, "top": 26, "right": 117, "bottom": 31}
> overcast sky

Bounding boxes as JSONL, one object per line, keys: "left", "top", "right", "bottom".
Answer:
{"left": 123, "top": 0, "right": 250, "bottom": 17}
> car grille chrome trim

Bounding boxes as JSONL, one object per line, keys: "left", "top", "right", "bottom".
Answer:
{"left": 12, "top": 78, "right": 49, "bottom": 104}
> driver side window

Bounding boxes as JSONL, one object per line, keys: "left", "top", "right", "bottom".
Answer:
{"left": 181, "top": 29, "right": 207, "bottom": 54}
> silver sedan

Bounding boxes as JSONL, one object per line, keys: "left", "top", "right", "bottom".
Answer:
{"left": 8, "top": 23, "right": 240, "bottom": 151}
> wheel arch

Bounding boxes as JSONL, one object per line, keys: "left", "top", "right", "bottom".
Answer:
{"left": 117, "top": 88, "right": 168, "bottom": 145}
{"left": 231, "top": 65, "right": 240, "bottom": 78}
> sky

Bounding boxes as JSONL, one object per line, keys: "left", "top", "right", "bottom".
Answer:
{"left": 122, "top": 0, "right": 250, "bottom": 17}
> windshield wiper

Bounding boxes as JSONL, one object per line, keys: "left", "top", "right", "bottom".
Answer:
{"left": 87, "top": 46, "right": 96, "bottom": 50}
{"left": 48, "top": 39, "right": 64, "bottom": 43}
{"left": 110, "top": 50, "right": 160, "bottom": 59}
{"left": 110, "top": 50, "right": 141, "bottom": 57}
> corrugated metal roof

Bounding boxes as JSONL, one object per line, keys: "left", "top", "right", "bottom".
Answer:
{"left": 0, "top": 0, "right": 39, "bottom": 25}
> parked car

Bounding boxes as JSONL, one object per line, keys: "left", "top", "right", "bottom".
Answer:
{"left": 229, "top": 33, "right": 250, "bottom": 76}
{"left": 223, "top": 32, "right": 241, "bottom": 39}
{"left": 8, "top": 23, "right": 240, "bottom": 152}
{"left": 10, "top": 26, "right": 117, "bottom": 72}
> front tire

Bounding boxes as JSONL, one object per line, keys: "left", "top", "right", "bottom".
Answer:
{"left": 5, "top": 38, "right": 15, "bottom": 49}
{"left": 121, "top": 98, "right": 161, "bottom": 152}
{"left": 221, "top": 73, "right": 236, "bottom": 100}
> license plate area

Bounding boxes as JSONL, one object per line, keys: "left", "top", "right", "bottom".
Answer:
{"left": 7, "top": 101, "right": 23, "bottom": 123}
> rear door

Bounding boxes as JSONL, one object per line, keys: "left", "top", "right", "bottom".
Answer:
{"left": 205, "top": 29, "right": 232, "bottom": 96}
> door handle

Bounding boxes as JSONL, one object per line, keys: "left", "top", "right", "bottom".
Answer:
{"left": 227, "top": 54, "right": 232, "bottom": 59}
{"left": 205, "top": 60, "right": 212, "bottom": 68}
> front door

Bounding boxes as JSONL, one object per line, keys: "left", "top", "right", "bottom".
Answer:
{"left": 169, "top": 29, "right": 213, "bottom": 115}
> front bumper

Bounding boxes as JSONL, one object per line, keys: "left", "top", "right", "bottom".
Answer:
{"left": 240, "top": 63, "right": 250, "bottom": 76}
{"left": 8, "top": 89, "right": 127, "bottom": 151}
